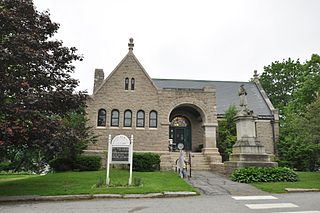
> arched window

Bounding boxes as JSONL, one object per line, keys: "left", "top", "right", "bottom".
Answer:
{"left": 136, "top": 110, "right": 145, "bottom": 127}
{"left": 149, "top": 111, "right": 157, "bottom": 128}
{"left": 131, "top": 78, "right": 135, "bottom": 90}
{"left": 125, "top": 77, "right": 129, "bottom": 90}
{"left": 97, "top": 109, "right": 106, "bottom": 127}
{"left": 111, "top": 109, "right": 119, "bottom": 127}
{"left": 170, "top": 116, "right": 189, "bottom": 127}
{"left": 124, "top": 110, "right": 132, "bottom": 127}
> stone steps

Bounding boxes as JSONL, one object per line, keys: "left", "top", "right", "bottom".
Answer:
{"left": 160, "top": 152, "right": 212, "bottom": 171}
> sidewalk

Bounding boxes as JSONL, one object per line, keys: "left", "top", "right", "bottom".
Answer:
{"left": 187, "top": 171, "right": 268, "bottom": 196}
{"left": 0, "top": 192, "right": 197, "bottom": 203}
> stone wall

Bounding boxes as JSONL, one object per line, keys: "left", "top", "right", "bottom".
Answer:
{"left": 255, "top": 120, "right": 275, "bottom": 154}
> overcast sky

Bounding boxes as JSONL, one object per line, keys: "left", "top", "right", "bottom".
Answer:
{"left": 33, "top": 0, "right": 320, "bottom": 93}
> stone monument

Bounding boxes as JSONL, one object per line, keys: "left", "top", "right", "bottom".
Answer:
{"left": 225, "top": 85, "right": 277, "bottom": 174}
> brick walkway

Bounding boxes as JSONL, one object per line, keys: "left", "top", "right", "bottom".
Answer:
{"left": 186, "top": 171, "right": 268, "bottom": 196}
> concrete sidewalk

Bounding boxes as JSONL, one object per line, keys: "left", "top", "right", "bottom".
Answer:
{"left": 0, "top": 192, "right": 197, "bottom": 203}
{"left": 186, "top": 171, "right": 268, "bottom": 196}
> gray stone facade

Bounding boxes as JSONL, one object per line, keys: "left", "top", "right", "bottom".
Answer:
{"left": 85, "top": 39, "right": 279, "bottom": 170}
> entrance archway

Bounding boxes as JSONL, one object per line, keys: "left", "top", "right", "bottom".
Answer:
{"left": 169, "top": 116, "right": 192, "bottom": 151}
{"left": 169, "top": 105, "right": 204, "bottom": 152}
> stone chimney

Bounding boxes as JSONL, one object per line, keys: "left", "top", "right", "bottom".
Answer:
{"left": 93, "top": 68, "right": 104, "bottom": 93}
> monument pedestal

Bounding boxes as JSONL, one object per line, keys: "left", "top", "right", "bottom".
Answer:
{"left": 225, "top": 111, "right": 277, "bottom": 175}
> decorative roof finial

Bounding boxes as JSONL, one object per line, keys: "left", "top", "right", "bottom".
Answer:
{"left": 252, "top": 70, "right": 260, "bottom": 83}
{"left": 128, "top": 38, "right": 134, "bottom": 51}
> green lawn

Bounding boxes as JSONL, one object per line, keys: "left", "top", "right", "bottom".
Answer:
{"left": 0, "top": 169, "right": 196, "bottom": 196}
{"left": 252, "top": 172, "right": 320, "bottom": 193}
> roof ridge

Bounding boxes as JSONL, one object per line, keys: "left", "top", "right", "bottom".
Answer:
{"left": 152, "top": 78, "right": 252, "bottom": 84}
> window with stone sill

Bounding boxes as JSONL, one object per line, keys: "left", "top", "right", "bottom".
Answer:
{"left": 136, "top": 110, "right": 145, "bottom": 127}
{"left": 111, "top": 109, "right": 119, "bottom": 127}
{"left": 131, "top": 78, "right": 135, "bottom": 90}
{"left": 97, "top": 109, "right": 106, "bottom": 127}
{"left": 125, "top": 77, "right": 129, "bottom": 90}
{"left": 124, "top": 110, "right": 132, "bottom": 127}
{"left": 149, "top": 111, "right": 157, "bottom": 128}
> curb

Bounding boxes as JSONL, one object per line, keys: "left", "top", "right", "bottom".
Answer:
{"left": 0, "top": 192, "right": 197, "bottom": 203}
{"left": 285, "top": 188, "right": 320, "bottom": 193}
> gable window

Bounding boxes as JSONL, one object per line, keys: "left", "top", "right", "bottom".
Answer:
{"left": 149, "top": 111, "right": 157, "bottom": 128}
{"left": 125, "top": 77, "right": 129, "bottom": 90}
{"left": 124, "top": 110, "right": 132, "bottom": 127}
{"left": 97, "top": 109, "right": 106, "bottom": 127}
{"left": 131, "top": 78, "right": 135, "bottom": 90}
{"left": 111, "top": 109, "right": 119, "bottom": 127}
{"left": 136, "top": 110, "right": 145, "bottom": 127}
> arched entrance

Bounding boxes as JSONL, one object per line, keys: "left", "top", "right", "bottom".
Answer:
{"left": 169, "top": 105, "right": 205, "bottom": 152}
{"left": 169, "top": 116, "right": 192, "bottom": 151}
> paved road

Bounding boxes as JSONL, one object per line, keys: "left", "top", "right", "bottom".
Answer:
{"left": 1, "top": 193, "right": 320, "bottom": 213}
{"left": 187, "top": 171, "right": 267, "bottom": 196}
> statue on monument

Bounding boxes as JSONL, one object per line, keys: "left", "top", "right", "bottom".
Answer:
{"left": 238, "top": 84, "right": 252, "bottom": 115}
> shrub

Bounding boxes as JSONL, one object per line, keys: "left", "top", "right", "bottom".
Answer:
{"left": 49, "top": 158, "right": 73, "bottom": 172}
{"left": 74, "top": 155, "right": 101, "bottom": 171}
{"left": 230, "top": 167, "right": 299, "bottom": 183}
{"left": 217, "top": 105, "right": 237, "bottom": 161}
{"left": 49, "top": 155, "right": 101, "bottom": 172}
{"left": 0, "top": 161, "right": 14, "bottom": 171}
{"left": 133, "top": 152, "right": 160, "bottom": 172}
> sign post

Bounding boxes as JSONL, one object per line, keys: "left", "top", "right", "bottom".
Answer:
{"left": 106, "top": 134, "right": 133, "bottom": 186}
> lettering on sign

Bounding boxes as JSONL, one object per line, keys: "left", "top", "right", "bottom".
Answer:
{"left": 112, "top": 147, "right": 129, "bottom": 162}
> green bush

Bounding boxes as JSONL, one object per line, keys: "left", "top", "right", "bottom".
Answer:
{"left": 230, "top": 167, "right": 299, "bottom": 183}
{"left": 49, "top": 155, "right": 101, "bottom": 172}
{"left": 133, "top": 153, "right": 160, "bottom": 172}
{"left": 0, "top": 161, "right": 14, "bottom": 171}
{"left": 74, "top": 155, "right": 101, "bottom": 171}
{"left": 49, "top": 158, "right": 73, "bottom": 172}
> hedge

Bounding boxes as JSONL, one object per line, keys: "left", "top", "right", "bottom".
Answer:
{"left": 49, "top": 155, "right": 101, "bottom": 172}
{"left": 133, "top": 152, "right": 160, "bottom": 172}
{"left": 230, "top": 167, "right": 298, "bottom": 183}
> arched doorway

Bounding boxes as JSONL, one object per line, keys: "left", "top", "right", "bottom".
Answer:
{"left": 169, "top": 104, "right": 205, "bottom": 152}
{"left": 169, "top": 116, "right": 192, "bottom": 151}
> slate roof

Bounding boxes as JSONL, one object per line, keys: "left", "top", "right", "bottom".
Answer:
{"left": 152, "top": 79, "right": 272, "bottom": 117}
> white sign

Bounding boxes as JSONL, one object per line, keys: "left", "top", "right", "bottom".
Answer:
{"left": 106, "top": 134, "right": 133, "bottom": 186}
{"left": 112, "top": 135, "right": 130, "bottom": 146}
{"left": 177, "top": 143, "right": 184, "bottom": 150}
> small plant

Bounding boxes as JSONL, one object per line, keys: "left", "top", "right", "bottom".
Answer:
{"left": 230, "top": 167, "right": 299, "bottom": 183}
{"left": 134, "top": 177, "right": 143, "bottom": 186}
{"left": 96, "top": 176, "right": 103, "bottom": 188}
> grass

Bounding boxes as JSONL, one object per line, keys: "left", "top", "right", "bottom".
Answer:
{"left": 252, "top": 172, "right": 320, "bottom": 193}
{"left": 0, "top": 169, "right": 196, "bottom": 196}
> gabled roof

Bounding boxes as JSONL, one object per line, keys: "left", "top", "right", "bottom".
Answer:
{"left": 152, "top": 79, "right": 272, "bottom": 117}
{"left": 93, "top": 50, "right": 158, "bottom": 95}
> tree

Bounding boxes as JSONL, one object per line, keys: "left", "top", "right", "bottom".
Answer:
{"left": 0, "top": 0, "right": 94, "bottom": 171}
{"left": 278, "top": 97, "right": 320, "bottom": 171}
{"left": 288, "top": 54, "right": 320, "bottom": 114}
{"left": 260, "top": 54, "right": 320, "bottom": 171}
{"left": 259, "top": 58, "right": 303, "bottom": 113}
{"left": 217, "top": 105, "right": 237, "bottom": 161}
